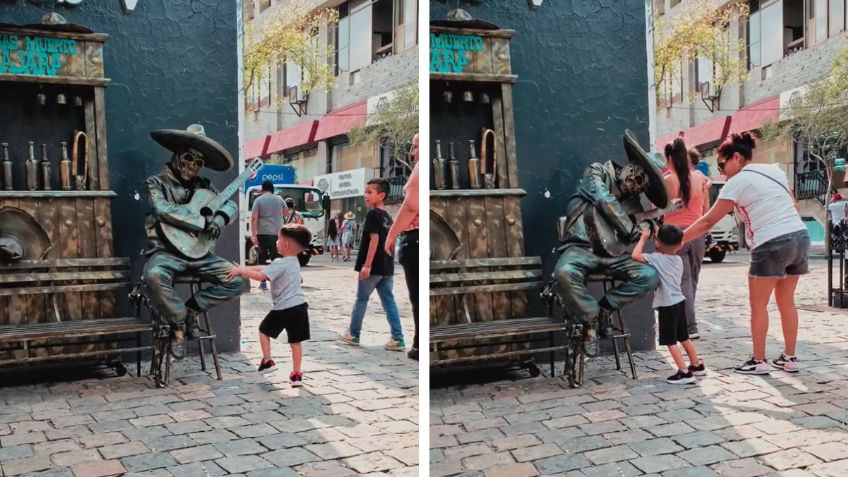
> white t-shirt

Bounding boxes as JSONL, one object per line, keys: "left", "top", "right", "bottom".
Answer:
{"left": 717, "top": 164, "right": 806, "bottom": 250}
{"left": 262, "top": 256, "right": 306, "bottom": 310}
{"left": 643, "top": 253, "right": 685, "bottom": 309}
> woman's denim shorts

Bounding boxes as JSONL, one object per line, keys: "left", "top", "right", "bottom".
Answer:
{"left": 750, "top": 230, "right": 810, "bottom": 278}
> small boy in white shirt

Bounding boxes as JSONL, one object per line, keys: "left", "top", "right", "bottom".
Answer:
{"left": 228, "top": 224, "right": 311, "bottom": 387}
{"left": 632, "top": 224, "right": 706, "bottom": 384}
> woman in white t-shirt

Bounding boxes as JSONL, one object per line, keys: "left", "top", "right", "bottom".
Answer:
{"left": 682, "top": 132, "right": 809, "bottom": 376}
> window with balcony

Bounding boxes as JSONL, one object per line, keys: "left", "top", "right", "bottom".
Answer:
{"left": 334, "top": 0, "right": 415, "bottom": 77}
{"left": 747, "top": 0, "right": 806, "bottom": 70}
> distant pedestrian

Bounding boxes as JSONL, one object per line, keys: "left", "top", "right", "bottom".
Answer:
{"left": 284, "top": 197, "right": 304, "bottom": 225}
{"left": 341, "top": 211, "right": 355, "bottom": 262}
{"left": 326, "top": 213, "right": 341, "bottom": 262}
{"left": 251, "top": 180, "right": 287, "bottom": 291}
{"left": 633, "top": 225, "right": 705, "bottom": 384}
{"left": 340, "top": 179, "right": 405, "bottom": 351}
{"left": 228, "top": 224, "right": 312, "bottom": 387}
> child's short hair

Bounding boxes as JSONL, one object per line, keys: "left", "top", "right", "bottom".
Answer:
{"left": 280, "top": 224, "right": 311, "bottom": 250}
{"left": 367, "top": 178, "right": 390, "bottom": 199}
{"left": 657, "top": 224, "right": 683, "bottom": 246}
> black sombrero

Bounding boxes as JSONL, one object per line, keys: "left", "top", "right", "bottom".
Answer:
{"left": 623, "top": 129, "right": 668, "bottom": 208}
{"left": 150, "top": 124, "right": 234, "bottom": 171}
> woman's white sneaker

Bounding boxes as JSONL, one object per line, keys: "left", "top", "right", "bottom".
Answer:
{"left": 772, "top": 353, "right": 799, "bottom": 373}
{"left": 734, "top": 358, "right": 771, "bottom": 375}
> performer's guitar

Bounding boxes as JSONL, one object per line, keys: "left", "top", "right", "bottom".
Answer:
{"left": 584, "top": 199, "right": 683, "bottom": 257}
{"left": 159, "top": 159, "right": 263, "bottom": 259}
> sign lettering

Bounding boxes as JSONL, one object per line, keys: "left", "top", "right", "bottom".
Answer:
{"left": 430, "top": 33, "right": 484, "bottom": 74}
{"left": 0, "top": 34, "right": 78, "bottom": 77}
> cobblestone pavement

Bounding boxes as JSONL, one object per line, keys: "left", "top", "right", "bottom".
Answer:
{"left": 0, "top": 255, "right": 418, "bottom": 477}
{"left": 431, "top": 255, "right": 848, "bottom": 477}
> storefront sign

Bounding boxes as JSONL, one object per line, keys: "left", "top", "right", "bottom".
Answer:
{"left": 0, "top": 33, "right": 78, "bottom": 76}
{"left": 313, "top": 168, "right": 366, "bottom": 199}
{"left": 430, "top": 32, "right": 484, "bottom": 73}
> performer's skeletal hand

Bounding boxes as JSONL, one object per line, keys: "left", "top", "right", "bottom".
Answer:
{"left": 206, "top": 215, "right": 226, "bottom": 239}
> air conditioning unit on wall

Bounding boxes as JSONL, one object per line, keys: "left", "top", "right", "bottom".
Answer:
{"left": 288, "top": 86, "right": 309, "bottom": 117}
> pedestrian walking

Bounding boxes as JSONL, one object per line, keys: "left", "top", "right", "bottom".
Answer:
{"left": 683, "top": 132, "right": 809, "bottom": 375}
{"left": 385, "top": 134, "right": 420, "bottom": 360}
{"left": 252, "top": 180, "right": 287, "bottom": 291}
{"left": 283, "top": 197, "right": 304, "bottom": 225}
{"left": 663, "top": 137, "right": 710, "bottom": 339}
{"left": 326, "top": 213, "right": 341, "bottom": 261}
{"left": 633, "top": 225, "right": 706, "bottom": 384}
{"left": 228, "top": 224, "right": 312, "bottom": 387}
{"left": 340, "top": 179, "right": 405, "bottom": 351}
{"left": 341, "top": 211, "right": 355, "bottom": 262}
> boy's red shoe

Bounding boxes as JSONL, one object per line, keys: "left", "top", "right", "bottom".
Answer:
{"left": 290, "top": 371, "right": 304, "bottom": 387}
{"left": 257, "top": 358, "right": 276, "bottom": 373}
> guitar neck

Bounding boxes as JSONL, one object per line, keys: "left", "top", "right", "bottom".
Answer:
{"left": 208, "top": 159, "right": 263, "bottom": 212}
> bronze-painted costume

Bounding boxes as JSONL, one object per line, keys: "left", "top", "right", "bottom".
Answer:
{"left": 142, "top": 125, "right": 249, "bottom": 358}
{"left": 554, "top": 131, "right": 668, "bottom": 328}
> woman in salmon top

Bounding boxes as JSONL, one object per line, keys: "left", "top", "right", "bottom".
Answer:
{"left": 663, "top": 137, "right": 710, "bottom": 339}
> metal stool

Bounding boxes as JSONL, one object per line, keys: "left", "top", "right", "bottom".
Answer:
{"left": 550, "top": 275, "right": 638, "bottom": 388}
{"left": 176, "top": 276, "right": 223, "bottom": 381}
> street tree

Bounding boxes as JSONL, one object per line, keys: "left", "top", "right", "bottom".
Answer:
{"left": 242, "top": 0, "right": 339, "bottom": 105}
{"left": 653, "top": 0, "right": 749, "bottom": 109}
{"left": 348, "top": 83, "right": 419, "bottom": 172}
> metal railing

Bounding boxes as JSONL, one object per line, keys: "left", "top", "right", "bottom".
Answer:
{"left": 795, "top": 169, "right": 829, "bottom": 205}
{"left": 384, "top": 174, "right": 409, "bottom": 206}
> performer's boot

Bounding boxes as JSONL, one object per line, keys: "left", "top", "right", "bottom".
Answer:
{"left": 185, "top": 309, "right": 201, "bottom": 340}
{"left": 597, "top": 309, "right": 614, "bottom": 338}
{"left": 170, "top": 327, "right": 186, "bottom": 360}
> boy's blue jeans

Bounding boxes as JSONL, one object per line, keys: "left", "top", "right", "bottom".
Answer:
{"left": 349, "top": 274, "right": 404, "bottom": 341}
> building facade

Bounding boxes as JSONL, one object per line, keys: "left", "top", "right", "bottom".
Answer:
{"left": 652, "top": 0, "right": 848, "bottom": 236}
{"left": 242, "top": 0, "right": 418, "bottom": 233}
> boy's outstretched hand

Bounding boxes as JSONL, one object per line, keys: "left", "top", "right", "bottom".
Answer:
{"left": 640, "top": 227, "right": 651, "bottom": 241}
{"left": 226, "top": 265, "right": 245, "bottom": 280}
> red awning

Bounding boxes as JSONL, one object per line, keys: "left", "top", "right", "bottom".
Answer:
{"left": 314, "top": 101, "right": 368, "bottom": 142}
{"left": 655, "top": 114, "right": 732, "bottom": 150}
{"left": 244, "top": 135, "right": 270, "bottom": 160}
{"left": 730, "top": 96, "right": 780, "bottom": 134}
{"left": 266, "top": 120, "right": 319, "bottom": 155}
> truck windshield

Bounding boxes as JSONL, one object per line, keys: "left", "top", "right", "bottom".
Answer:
{"left": 248, "top": 187, "right": 324, "bottom": 218}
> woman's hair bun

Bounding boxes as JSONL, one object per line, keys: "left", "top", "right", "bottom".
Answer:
{"left": 664, "top": 143, "right": 674, "bottom": 157}
{"left": 740, "top": 132, "right": 756, "bottom": 149}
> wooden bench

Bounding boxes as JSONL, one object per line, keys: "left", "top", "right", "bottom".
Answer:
{"left": 430, "top": 256, "right": 567, "bottom": 377}
{"left": 0, "top": 258, "right": 153, "bottom": 376}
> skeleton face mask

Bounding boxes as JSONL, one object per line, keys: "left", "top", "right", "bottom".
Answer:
{"left": 618, "top": 163, "right": 648, "bottom": 196}
{"left": 172, "top": 150, "right": 205, "bottom": 182}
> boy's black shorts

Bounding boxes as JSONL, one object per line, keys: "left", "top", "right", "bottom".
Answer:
{"left": 657, "top": 300, "right": 689, "bottom": 346}
{"left": 259, "top": 303, "right": 310, "bottom": 343}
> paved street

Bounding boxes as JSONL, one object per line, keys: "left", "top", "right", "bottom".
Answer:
{"left": 431, "top": 254, "right": 848, "bottom": 477}
{"left": 0, "top": 255, "right": 418, "bottom": 477}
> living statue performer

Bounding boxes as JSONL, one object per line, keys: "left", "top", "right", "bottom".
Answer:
{"left": 143, "top": 125, "right": 250, "bottom": 359}
{"left": 553, "top": 130, "right": 671, "bottom": 350}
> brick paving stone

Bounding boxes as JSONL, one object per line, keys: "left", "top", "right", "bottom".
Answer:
{"left": 80, "top": 432, "right": 128, "bottom": 449}
{"left": 0, "top": 444, "right": 34, "bottom": 461}
{"left": 461, "top": 451, "right": 515, "bottom": 471}
{"left": 304, "top": 441, "right": 363, "bottom": 460}
{"left": 120, "top": 452, "right": 178, "bottom": 473}
{"left": 585, "top": 444, "right": 639, "bottom": 465}
{"left": 71, "top": 459, "right": 125, "bottom": 477}
{"left": 189, "top": 429, "right": 238, "bottom": 445}
{"left": 720, "top": 438, "right": 781, "bottom": 458}
{"left": 629, "top": 438, "right": 684, "bottom": 456}
{"left": 661, "top": 467, "right": 723, "bottom": 477}
{"left": 51, "top": 449, "right": 102, "bottom": 467}
{"left": 511, "top": 443, "right": 562, "bottom": 462}
{"left": 99, "top": 442, "right": 149, "bottom": 460}
{"left": 212, "top": 438, "right": 267, "bottom": 457}
{"left": 483, "top": 462, "right": 539, "bottom": 477}
{"left": 533, "top": 454, "right": 592, "bottom": 474}
{"left": 759, "top": 449, "right": 823, "bottom": 470}
{"left": 805, "top": 442, "right": 848, "bottom": 462}
{"left": 581, "top": 461, "right": 642, "bottom": 477}
{"left": 256, "top": 432, "right": 307, "bottom": 449}
{"left": 673, "top": 431, "right": 725, "bottom": 449}
{"left": 444, "top": 443, "right": 490, "bottom": 461}
{"left": 294, "top": 460, "right": 357, "bottom": 477}
{"left": 261, "top": 447, "right": 320, "bottom": 467}
{"left": 1, "top": 431, "right": 46, "bottom": 446}
{"left": 1, "top": 454, "right": 54, "bottom": 475}
{"left": 807, "top": 459, "right": 848, "bottom": 476}
{"left": 215, "top": 455, "right": 274, "bottom": 474}
{"left": 165, "top": 461, "right": 228, "bottom": 477}
{"left": 629, "top": 454, "right": 689, "bottom": 474}
{"left": 711, "top": 457, "right": 775, "bottom": 477}
{"left": 387, "top": 447, "right": 418, "bottom": 466}
{"left": 146, "top": 435, "right": 195, "bottom": 452}
{"left": 170, "top": 444, "right": 224, "bottom": 464}
{"left": 491, "top": 434, "right": 542, "bottom": 451}
{"left": 678, "top": 445, "right": 737, "bottom": 466}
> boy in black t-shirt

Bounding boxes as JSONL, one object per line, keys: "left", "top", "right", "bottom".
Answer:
{"left": 339, "top": 179, "right": 406, "bottom": 351}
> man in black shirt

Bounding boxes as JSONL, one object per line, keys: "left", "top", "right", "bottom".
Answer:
{"left": 339, "top": 179, "right": 406, "bottom": 351}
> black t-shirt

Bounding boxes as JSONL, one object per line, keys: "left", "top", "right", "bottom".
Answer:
{"left": 354, "top": 208, "right": 394, "bottom": 276}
